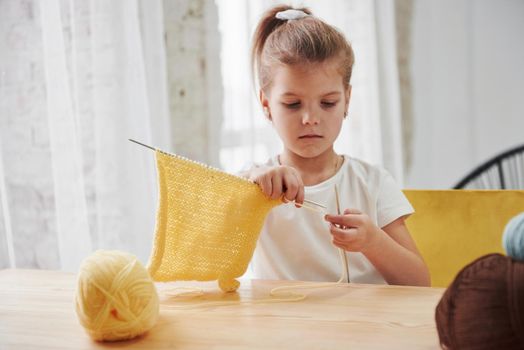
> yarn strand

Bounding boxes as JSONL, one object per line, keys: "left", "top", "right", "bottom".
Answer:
{"left": 160, "top": 245, "right": 349, "bottom": 309}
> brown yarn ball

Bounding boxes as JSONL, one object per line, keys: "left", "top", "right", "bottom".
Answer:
{"left": 435, "top": 253, "right": 524, "bottom": 350}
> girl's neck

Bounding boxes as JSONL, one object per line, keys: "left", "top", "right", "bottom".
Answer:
{"left": 278, "top": 150, "right": 343, "bottom": 186}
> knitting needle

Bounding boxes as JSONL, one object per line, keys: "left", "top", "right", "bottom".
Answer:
{"left": 129, "top": 139, "right": 327, "bottom": 213}
{"left": 129, "top": 139, "right": 327, "bottom": 208}
{"left": 335, "top": 184, "right": 350, "bottom": 283}
{"left": 303, "top": 198, "right": 326, "bottom": 209}
{"left": 294, "top": 201, "right": 326, "bottom": 214}
{"left": 129, "top": 138, "right": 156, "bottom": 151}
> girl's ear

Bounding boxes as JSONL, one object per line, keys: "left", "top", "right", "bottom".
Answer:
{"left": 259, "top": 90, "right": 271, "bottom": 120}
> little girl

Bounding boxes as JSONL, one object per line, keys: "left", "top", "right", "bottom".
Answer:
{"left": 243, "top": 5, "right": 430, "bottom": 286}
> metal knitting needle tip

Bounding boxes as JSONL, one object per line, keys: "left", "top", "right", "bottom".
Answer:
{"left": 129, "top": 139, "right": 156, "bottom": 151}
{"left": 295, "top": 201, "right": 326, "bottom": 214}
{"left": 303, "top": 198, "right": 327, "bottom": 209}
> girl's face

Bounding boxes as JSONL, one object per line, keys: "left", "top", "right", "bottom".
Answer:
{"left": 260, "top": 59, "right": 351, "bottom": 160}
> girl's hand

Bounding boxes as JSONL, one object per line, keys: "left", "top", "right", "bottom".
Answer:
{"left": 324, "top": 209, "right": 382, "bottom": 253}
{"left": 249, "top": 165, "right": 304, "bottom": 206}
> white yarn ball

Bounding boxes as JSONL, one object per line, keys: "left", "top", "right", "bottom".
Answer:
{"left": 503, "top": 212, "right": 524, "bottom": 261}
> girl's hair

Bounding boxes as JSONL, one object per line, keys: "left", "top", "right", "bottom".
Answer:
{"left": 251, "top": 5, "right": 355, "bottom": 92}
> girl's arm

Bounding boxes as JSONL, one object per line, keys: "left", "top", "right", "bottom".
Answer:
{"left": 325, "top": 211, "right": 431, "bottom": 287}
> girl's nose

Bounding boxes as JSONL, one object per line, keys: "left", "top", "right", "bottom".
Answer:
{"left": 302, "top": 111, "right": 319, "bottom": 125}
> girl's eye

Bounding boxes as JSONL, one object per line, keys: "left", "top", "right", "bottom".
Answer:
{"left": 321, "top": 101, "right": 337, "bottom": 108}
{"left": 283, "top": 102, "right": 301, "bottom": 109}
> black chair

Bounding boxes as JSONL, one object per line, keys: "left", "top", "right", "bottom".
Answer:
{"left": 453, "top": 143, "right": 524, "bottom": 189}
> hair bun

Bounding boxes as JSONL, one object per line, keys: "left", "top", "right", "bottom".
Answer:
{"left": 275, "top": 9, "right": 309, "bottom": 21}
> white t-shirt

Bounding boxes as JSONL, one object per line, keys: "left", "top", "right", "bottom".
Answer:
{"left": 249, "top": 155, "right": 414, "bottom": 284}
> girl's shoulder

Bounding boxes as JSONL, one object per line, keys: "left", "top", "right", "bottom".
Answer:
{"left": 343, "top": 155, "right": 388, "bottom": 180}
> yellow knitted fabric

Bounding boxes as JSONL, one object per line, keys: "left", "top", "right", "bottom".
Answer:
{"left": 147, "top": 151, "right": 280, "bottom": 292}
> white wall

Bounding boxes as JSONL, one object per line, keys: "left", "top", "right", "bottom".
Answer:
{"left": 406, "top": 0, "right": 524, "bottom": 188}
{"left": 164, "top": 0, "right": 223, "bottom": 166}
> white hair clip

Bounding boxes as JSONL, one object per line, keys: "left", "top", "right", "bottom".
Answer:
{"left": 275, "top": 9, "right": 309, "bottom": 21}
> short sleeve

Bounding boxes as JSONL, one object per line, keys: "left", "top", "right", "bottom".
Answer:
{"left": 376, "top": 169, "right": 414, "bottom": 228}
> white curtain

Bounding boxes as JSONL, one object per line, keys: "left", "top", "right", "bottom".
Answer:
{"left": 216, "top": 0, "right": 405, "bottom": 183}
{"left": 0, "top": 0, "right": 403, "bottom": 271}
{"left": 0, "top": 0, "right": 170, "bottom": 270}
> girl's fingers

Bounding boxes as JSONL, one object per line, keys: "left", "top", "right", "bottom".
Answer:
{"left": 332, "top": 238, "right": 353, "bottom": 250}
{"left": 332, "top": 240, "right": 345, "bottom": 249}
{"left": 293, "top": 171, "right": 305, "bottom": 206}
{"left": 296, "top": 185, "right": 305, "bottom": 207}
{"left": 329, "top": 225, "right": 358, "bottom": 238}
{"left": 270, "top": 175, "right": 283, "bottom": 200}
{"left": 332, "top": 231, "right": 359, "bottom": 250}
{"left": 324, "top": 215, "right": 347, "bottom": 226}
{"left": 280, "top": 169, "right": 305, "bottom": 206}
{"left": 325, "top": 213, "right": 363, "bottom": 227}
{"left": 256, "top": 176, "right": 272, "bottom": 198}
{"left": 282, "top": 172, "right": 299, "bottom": 202}
{"left": 254, "top": 166, "right": 306, "bottom": 204}
{"left": 344, "top": 208, "right": 361, "bottom": 215}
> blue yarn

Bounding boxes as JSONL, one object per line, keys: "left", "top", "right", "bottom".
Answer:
{"left": 502, "top": 212, "right": 524, "bottom": 261}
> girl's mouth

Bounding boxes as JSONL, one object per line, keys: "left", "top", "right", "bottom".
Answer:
{"left": 299, "top": 134, "right": 322, "bottom": 139}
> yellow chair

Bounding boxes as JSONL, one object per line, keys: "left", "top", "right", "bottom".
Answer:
{"left": 403, "top": 190, "right": 524, "bottom": 288}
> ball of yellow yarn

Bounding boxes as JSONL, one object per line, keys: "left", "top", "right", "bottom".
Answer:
{"left": 75, "top": 250, "right": 159, "bottom": 342}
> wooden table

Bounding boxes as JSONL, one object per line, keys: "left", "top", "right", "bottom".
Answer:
{"left": 0, "top": 269, "right": 444, "bottom": 349}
